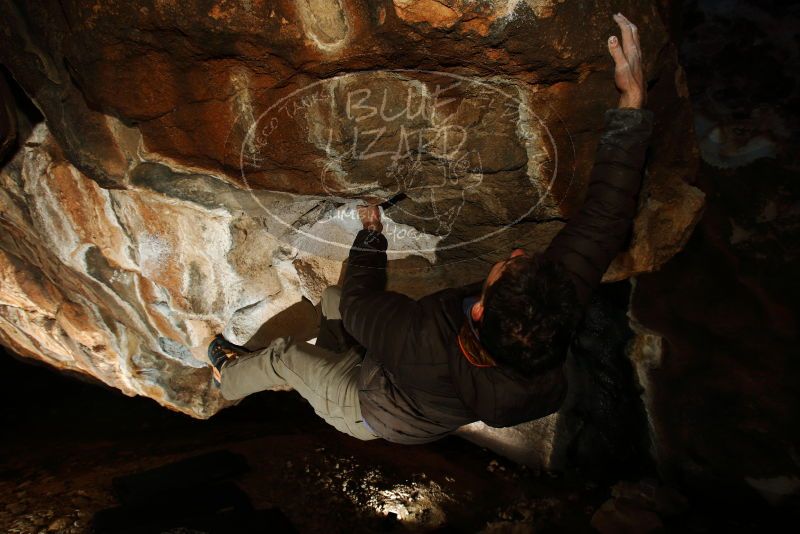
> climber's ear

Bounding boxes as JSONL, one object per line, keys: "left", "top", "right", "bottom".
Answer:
{"left": 471, "top": 300, "right": 484, "bottom": 323}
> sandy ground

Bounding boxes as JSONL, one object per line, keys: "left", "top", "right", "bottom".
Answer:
{"left": 2, "top": 351, "right": 795, "bottom": 533}
{"left": 0, "top": 351, "right": 609, "bottom": 533}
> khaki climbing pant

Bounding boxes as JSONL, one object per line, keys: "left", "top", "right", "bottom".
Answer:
{"left": 219, "top": 286, "right": 380, "bottom": 442}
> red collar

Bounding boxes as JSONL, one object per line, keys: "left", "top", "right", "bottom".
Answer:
{"left": 457, "top": 320, "right": 497, "bottom": 368}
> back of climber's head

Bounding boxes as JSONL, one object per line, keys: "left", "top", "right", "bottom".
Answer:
{"left": 471, "top": 250, "right": 580, "bottom": 376}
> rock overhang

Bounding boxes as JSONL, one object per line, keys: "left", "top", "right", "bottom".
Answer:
{"left": 0, "top": 0, "right": 703, "bottom": 467}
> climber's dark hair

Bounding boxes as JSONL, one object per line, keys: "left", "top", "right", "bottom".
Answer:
{"left": 479, "top": 254, "right": 581, "bottom": 377}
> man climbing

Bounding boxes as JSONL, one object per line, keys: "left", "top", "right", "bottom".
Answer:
{"left": 207, "top": 13, "right": 653, "bottom": 444}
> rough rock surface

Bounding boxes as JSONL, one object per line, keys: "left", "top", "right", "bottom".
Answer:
{"left": 0, "top": 1, "right": 702, "bottom": 465}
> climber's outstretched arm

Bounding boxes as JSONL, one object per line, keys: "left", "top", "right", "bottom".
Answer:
{"left": 543, "top": 13, "right": 654, "bottom": 306}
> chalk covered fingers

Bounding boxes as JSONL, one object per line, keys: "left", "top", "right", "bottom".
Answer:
{"left": 608, "top": 13, "right": 646, "bottom": 109}
{"left": 357, "top": 204, "right": 383, "bottom": 233}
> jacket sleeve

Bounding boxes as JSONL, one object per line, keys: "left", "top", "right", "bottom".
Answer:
{"left": 542, "top": 108, "right": 654, "bottom": 306}
{"left": 339, "top": 229, "right": 419, "bottom": 365}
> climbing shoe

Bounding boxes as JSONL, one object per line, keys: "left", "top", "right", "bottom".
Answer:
{"left": 207, "top": 334, "right": 247, "bottom": 387}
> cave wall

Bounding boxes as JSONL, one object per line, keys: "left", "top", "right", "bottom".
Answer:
{"left": 0, "top": 0, "right": 703, "bottom": 469}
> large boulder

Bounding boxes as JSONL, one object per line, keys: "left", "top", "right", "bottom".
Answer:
{"left": 0, "top": 0, "right": 702, "bottom": 465}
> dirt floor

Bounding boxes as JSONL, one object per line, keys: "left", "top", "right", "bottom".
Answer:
{"left": 0, "top": 350, "right": 614, "bottom": 533}
{"left": 1, "top": 350, "right": 796, "bottom": 533}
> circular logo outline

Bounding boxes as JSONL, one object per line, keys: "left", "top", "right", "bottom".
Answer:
{"left": 237, "top": 56, "right": 574, "bottom": 259}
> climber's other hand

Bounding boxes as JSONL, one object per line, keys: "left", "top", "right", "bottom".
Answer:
{"left": 357, "top": 204, "right": 383, "bottom": 233}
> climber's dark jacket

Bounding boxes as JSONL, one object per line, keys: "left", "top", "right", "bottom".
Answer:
{"left": 340, "top": 108, "right": 655, "bottom": 444}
